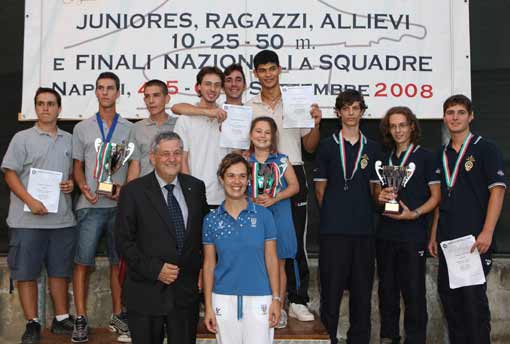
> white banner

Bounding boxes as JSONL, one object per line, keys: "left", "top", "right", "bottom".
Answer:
{"left": 21, "top": 0, "right": 471, "bottom": 120}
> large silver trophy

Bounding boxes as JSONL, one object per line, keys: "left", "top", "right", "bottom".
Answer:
{"left": 375, "top": 160, "right": 416, "bottom": 213}
{"left": 94, "top": 138, "right": 135, "bottom": 196}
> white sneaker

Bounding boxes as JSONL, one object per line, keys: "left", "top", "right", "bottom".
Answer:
{"left": 288, "top": 303, "right": 315, "bottom": 321}
{"left": 117, "top": 332, "right": 132, "bottom": 343}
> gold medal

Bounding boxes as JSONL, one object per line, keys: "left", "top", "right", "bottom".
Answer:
{"left": 465, "top": 155, "right": 475, "bottom": 172}
{"left": 360, "top": 154, "right": 369, "bottom": 170}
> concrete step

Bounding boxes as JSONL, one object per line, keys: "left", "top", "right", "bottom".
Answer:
{"left": 35, "top": 317, "right": 329, "bottom": 344}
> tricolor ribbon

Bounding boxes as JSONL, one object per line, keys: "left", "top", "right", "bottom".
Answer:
{"left": 251, "top": 162, "right": 281, "bottom": 197}
{"left": 442, "top": 132, "right": 473, "bottom": 190}
{"left": 94, "top": 142, "right": 112, "bottom": 182}
{"left": 389, "top": 144, "right": 414, "bottom": 167}
{"left": 338, "top": 130, "right": 365, "bottom": 185}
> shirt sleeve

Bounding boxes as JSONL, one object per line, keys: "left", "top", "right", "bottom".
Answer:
{"left": 434, "top": 147, "right": 444, "bottom": 186}
{"left": 263, "top": 210, "right": 277, "bottom": 240}
{"left": 300, "top": 128, "right": 311, "bottom": 137}
{"left": 369, "top": 143, "right": 383, "bottom": 183}
{"left": 72, "top": 123, "right": 86, "bottom": 161}
{"left": 202, "top": 214, "right": 215, "bottom": 245}
{"left": 482, "top": 141, "right": 506, "bottom": 189}
{"left": 1, "top": 133, "right": 26, "bottom": 173}
{"left": 128, "top": 126, "right": 141, "bottom": 161}
{"left": 313, "top": 140, "right": 329, "bottom": 181}
{"left": 424, "top": 150, "right": 441, "bottom": 184}
{"left": 173, "top": 117, "right": 190, "bottom": 152}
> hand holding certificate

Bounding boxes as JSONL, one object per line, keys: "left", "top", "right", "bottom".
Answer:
{"left": 24, "top": 168, "right": 63, "bottom": 214}
{"left": 440, "top": 235, "right": 486, "bottom": 289}
{"left": 282, "top": 86, "right": 315, "bottom": 129}
{"left": 220, "top": 104, "right": 253, "bottom": 149}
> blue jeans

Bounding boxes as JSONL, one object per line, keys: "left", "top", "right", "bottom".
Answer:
{"left": 74, "top": 207, "right": 119, "bottom": 266}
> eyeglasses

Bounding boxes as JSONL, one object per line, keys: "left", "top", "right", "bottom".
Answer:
{"left": 156, "top": 150, "right": 182, "bottom": 159}
{"left": 389, "top": 123, "right": 410, "bottom": 131}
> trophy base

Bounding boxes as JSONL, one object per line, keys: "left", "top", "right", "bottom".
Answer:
{"left": 384, "top": 202, "right": 400, "bottom": 214}
{"left": 96, "top": 182, "right": 115, "bottom": 196}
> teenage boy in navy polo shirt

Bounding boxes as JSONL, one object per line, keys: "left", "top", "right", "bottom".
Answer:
{"left": 428, "top": 94, "right": 506, "bottom": 344}
{"left": 376, "top": 106, "right": 441, "bottom": 344}
{"left": 314, "top": 90, "right": 381, "bottom": 344}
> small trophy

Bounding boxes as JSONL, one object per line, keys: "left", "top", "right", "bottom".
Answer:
{"left": 375, "top": 160, "right": 416, "bottom": 213}
{"left": 252, "top": 163, "right": 280, "bottom": 197}
{"left": 94, "top": 138, "right": 135, "bottom": 196}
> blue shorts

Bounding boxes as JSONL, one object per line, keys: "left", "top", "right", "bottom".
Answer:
{"left": 8, "top": 227, "right": 76, "bottom": 281}
{"left": 74, "top": 207, "right": 119, "bottom": 266}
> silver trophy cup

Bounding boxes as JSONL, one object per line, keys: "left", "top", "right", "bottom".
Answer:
{"left": 375, "top": 160, "right": 416, "bottom": 213}
{"left": 94, "top": 138, "right": 135, "bottom": 196}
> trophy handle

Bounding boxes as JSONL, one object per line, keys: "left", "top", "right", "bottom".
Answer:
{"left": 94, "top": 138, "right": 102, "bottom": 153}
{"left": 122, "top": 142, "right": 135, "bottom": 165}
{"left": 402, "top": 162, "right": 416, "bottom": 187}
{"left": 375, "top": 160, "right": 384, "bottom": 185}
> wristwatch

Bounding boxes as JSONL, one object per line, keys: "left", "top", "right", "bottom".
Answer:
{"left": 272, "top": 296, "right": 282, "bottom": 302}
{"left": 413, "top": 209, "right": 421, "bottom": 218}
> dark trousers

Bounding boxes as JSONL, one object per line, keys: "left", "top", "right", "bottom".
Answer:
{"left": 319, "top": 235, "right": 375, "bottom": 344}
{"left": 438, "top": 250, "right": 492, "bottom": 344}
{"left": 128, "top": 304, "right": 199, "bottom": 344}
{"left": 376, "top": 239, "right": 428, "bottom": 344}
{"left": 285, "top": 164, "right": 310, "bottom": 305}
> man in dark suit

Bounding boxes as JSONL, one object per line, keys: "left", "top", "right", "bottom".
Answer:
{"left": 115, "top": 131, "right": 209, "bottom": 344}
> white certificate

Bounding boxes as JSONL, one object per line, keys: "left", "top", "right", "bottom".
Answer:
{"left": 440, "top": 235, "right": 486, "bottom": 289}
{"left": 282, "top": 86, "right": 315, "bottom": 129}
{"left": 24, "top": 168, "right": 63, "bottom": 214}
{"left": 220, "top": 104, "right": 253, "bottom": 149}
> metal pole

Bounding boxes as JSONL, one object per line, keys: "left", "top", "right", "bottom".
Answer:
{"left": 37, "top": 269, "right": 47, "bottom": 328}
{"left": 441, "top": 122, "right": 450, "bottom": 344}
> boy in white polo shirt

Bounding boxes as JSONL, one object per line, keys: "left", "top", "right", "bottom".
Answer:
{"left": 174, "top": 66, "right": 230, "bottom": 207}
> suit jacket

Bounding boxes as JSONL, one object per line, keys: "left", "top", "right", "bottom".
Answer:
{"left": 115, "top": 171, "right": 209, "bottom": 315}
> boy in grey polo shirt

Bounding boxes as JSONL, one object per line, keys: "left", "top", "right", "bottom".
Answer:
{"left": 2, "top": 88, "right": 76, "bottom": 343}
{"left": 127, "top": 79, "right": 176, "bottom": 181}
{"left": 71, "top": 72, "right": 132, "bottom": 342}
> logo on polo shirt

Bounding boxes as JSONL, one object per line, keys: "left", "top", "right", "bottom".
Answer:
{"left": 485, "top": 259, "right": 492, "bottom": 266}
{"left": 215, "top": 307, "right": 222, "bottom": 316}
{"left": 250, "top": 217, "right": 257, "bottom": 228}
{"left": 418, "top": 251, "right": 424, "bottom": 257}
{"left": 497, "top": 170, "right": 505, "bottom": 176}
{"left": 465, "top": 155, "right": 475, "bottom": 172}
{"left": 261, "top": 304, "right": 268, "bottom": 315}
{"left": 435, "top": 168, "right": 441, "bottom": 174}
{"left": 360, "top": 154, "right": 369, "bottom": 170}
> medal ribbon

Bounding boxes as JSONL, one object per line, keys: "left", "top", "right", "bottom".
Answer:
{"left": 96, "top": 112, "right": 119, "bottom": 143}
{"left": 251, "top": 162, "right": 260, "bottom": 196}
{"left": 93, "top": 142, "right": 112, "bottom": 181}
{"left": 389, "top": 144, "right": 414, "bottom": 167}
{"left": 442, "top": 132, "right": 473, "bottom": 189}
{"left": 268, "top": 163, "right": 280, "bottom": 198}
{"left": 250, "top": 162, "right": 281, "bottom": 197}
{"left": 338, "top": 130, "right": 365, "bottom": 183}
